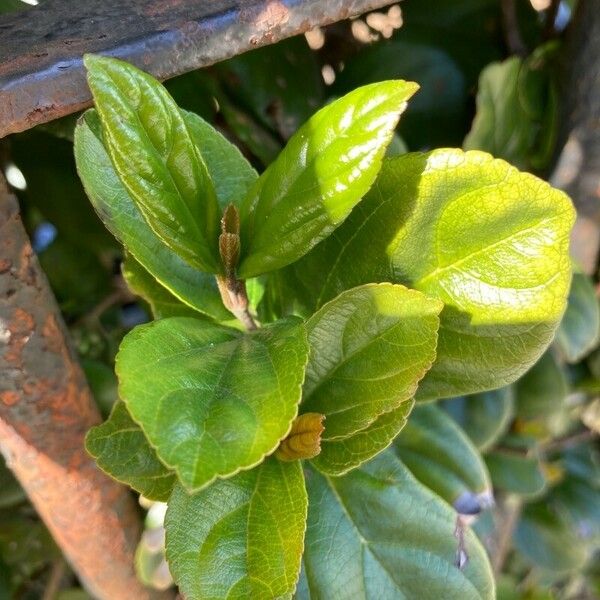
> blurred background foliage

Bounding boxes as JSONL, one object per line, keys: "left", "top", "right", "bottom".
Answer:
{"left": 0, "top": 0, "right": 598, "bottom": 598}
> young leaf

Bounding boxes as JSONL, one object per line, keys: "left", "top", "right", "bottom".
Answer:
{"left": 285, "top": 149, "right": 574, "bottom": 400}
{"left": 555, "top": 271, "right": 600, "bottom": 363}
{"left": 85, "top": 401, "right": 176, "bottom": 502}
{"left": 165, "top": 458, "right": 306, "bottom": 600}
{"left": 238, "top": 81, "right": 419, "bottom": 278}
{"left": 301, "top": 284, "right": 442, "bottom": 474}
{"left": 116, "top": 317, "right": 309, "bottom": 492}
{"left": 84, "top": 54, "right": 221, "bottom": 273}
{"left": 442, "top": 386, "right": 514, "bottom": 452}
{"left": 300, "top": 452, "right": 495, "bottom": 599}
{"left": 394, "top": 404, "right": 492, "bottom": 513}
{"left": 74, "top": 110, "right": 229, "bottom": 321}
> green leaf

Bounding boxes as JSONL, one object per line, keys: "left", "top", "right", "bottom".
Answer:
{"left": 555, "top": 272, "right": 600, "bottom": 363}
{"left": 74, "top": 109, "right": 230, "bottom": 321}
{"left": 464, "top": 46, "right": 559, "bottom": 170}
{"left": 310, "top": 403, "right": 413, "bottom": 477}
{"left": 486, "top": 443, "right": 547, "bottom": 497}
{"left": 515, "top": 501, "right": 590, "bottom": 573}
{"left": 165, "top": 458, "right": 306, "bottom": 600}
{"left": 84, "top": 54, "right": 221, "bottom": 273}
{"left": 117, "top": 317, "right": 308, "bottom": 492}
{"left": 514, "top": 351, "right": 568, "bottom": 421}
{"left": 442, "top": 387, "right": 514, "bottom": 452}
{"left": 394, "top": 404, "right": 492, "bottom": 512}
{"left": 182, "top": 108, "right": 258, "bottom": 210}
{"left": 238, "top": 80, "right": 419, "bottom": 278}
{"left": 122, "top": 254, "right": 211, "bottom": 321}
{"left": 85, "top": 401, "right": 176, "bottom": 502}
{"left": 300, "top": 452, "right": 495, "bottom": 599}
{"left": 301, "top": 283, "right": 441, "bottom": 474}
{"left": 285, "top": 149, "right": 574, "bottom": 400}
{"left": 333, "top": 40, "right": 467, "bottom": 149}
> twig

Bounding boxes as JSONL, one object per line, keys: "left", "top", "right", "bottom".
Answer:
{"left": 216, "top": 275, "right": 257, "bottom": 331}
{"left": 501, "top": 0, "right": 527, "bottom": 56}
{"left": 540, "top": 429, "right": 598, "bottom": 453}
{"left": 41, "top": 559, "right": 66, "bottom": 600}
{"left": 492, "top": 495, "right": 522, "bottom": 575}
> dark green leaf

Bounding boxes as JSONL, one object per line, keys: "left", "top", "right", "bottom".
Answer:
{"left": 75, "top": 110, "right": 228, "bottom": 321}
{"left": 555, "top": 272, "right": 600, "bottom": 363}
{"left": 464, "top": 45, "right": 559, "bottom": 171}
{"left": 238, "top": 80, "right": 419, "bottom": 278}
{"left": 300, "top": 452, "right": 495, "bottom": 599}
{"left": 394, "top": 404, "right": 492, "bottom": 512}
{"left": 117, "top": 317, "right": 308, "bottom": 491}
{"left": 284, "top": 150, "right": 574, "bottom": 400}
{"left": 121, "top": 254, "right": 210, "bottom": 321}
{"left": 486, "top": 443, "right": 546, "bottom": 497}
{"left": 166, "top": 458, "right": 306, "bottom": 599}
{"left": 84, "top": 54, "right": 221, "bottom": 272}
{"left": 86, "top": 401, "right": 176, "bottom": 501}
{"left": 514, "top": 351, "right": 568, "bottom": 421}
{"left": 302, "top": 283, "right": 441, "bottom": 475}
{"left": 515, "top": 501, "right": 590, "bottom": 573}
{"left": 442, "top": 387, "right": 514, "bottom": 452}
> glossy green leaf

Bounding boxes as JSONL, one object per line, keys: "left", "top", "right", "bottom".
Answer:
{"left": 514, "top": 351, "right": 568, "bottom": 421}
{"left": 301, "top": 284, "right": 441, "bottom": 474}
{"left": 85, "top": 401, "right": 176, "bottom": 502}
{"left": 394, "top": 404, "right": 492, "bottom": 512}
{"left": 285, "top": 149, "right": 574, "bottom": 400}
{"left": 122, "top": 254, "right": 209, "bottom": 320}
{"left": 165, "top": 458, "right": 306, "bottom": 600}
{"left": 238, "top": 80, "right": 419, "bottom": 278}
{"left": 555, "top": 272, "right": 600, "bottom": 363}
{"left": 442, "top": 387, "right": 514, "bottom": 452}
{"left": 300, "top": 452, "right": 495, "bottom": 599}
{"left": 303, "top": 283, "right": 441, "bottom": 439}
{"left": 333, "top": 40, "right": 466, "bottom": 148}
{"left": 117, "top": 317, "right": 308, "bottom": 491}
{"left": 84, "top": 54, "right": 221, "bottom": 272}
{"left": 74, "top": 110, "right": 230, "bottom": 321}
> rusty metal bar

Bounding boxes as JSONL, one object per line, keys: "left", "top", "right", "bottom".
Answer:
{"left": 0, "top": 174, "right": 172, "bottom": 600}
{"left": 0, "top": 0, "right": 395, "bottom": 137}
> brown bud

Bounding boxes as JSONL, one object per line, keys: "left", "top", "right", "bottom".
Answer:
{"left": 221, "top": 203, "right": 240, "bottom": 235}
{"left": 219, "top": 232, "right": 240, "bottom": 275}
{"left": 275, "top": 413, "right": 325, "bottom": 462}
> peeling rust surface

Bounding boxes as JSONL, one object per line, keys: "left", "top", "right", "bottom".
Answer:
{"left": 0, "top": 175, "right": 172, "bottom": 600}
{"left": 0, "top": 0, "right": 395, "bottom": 137}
